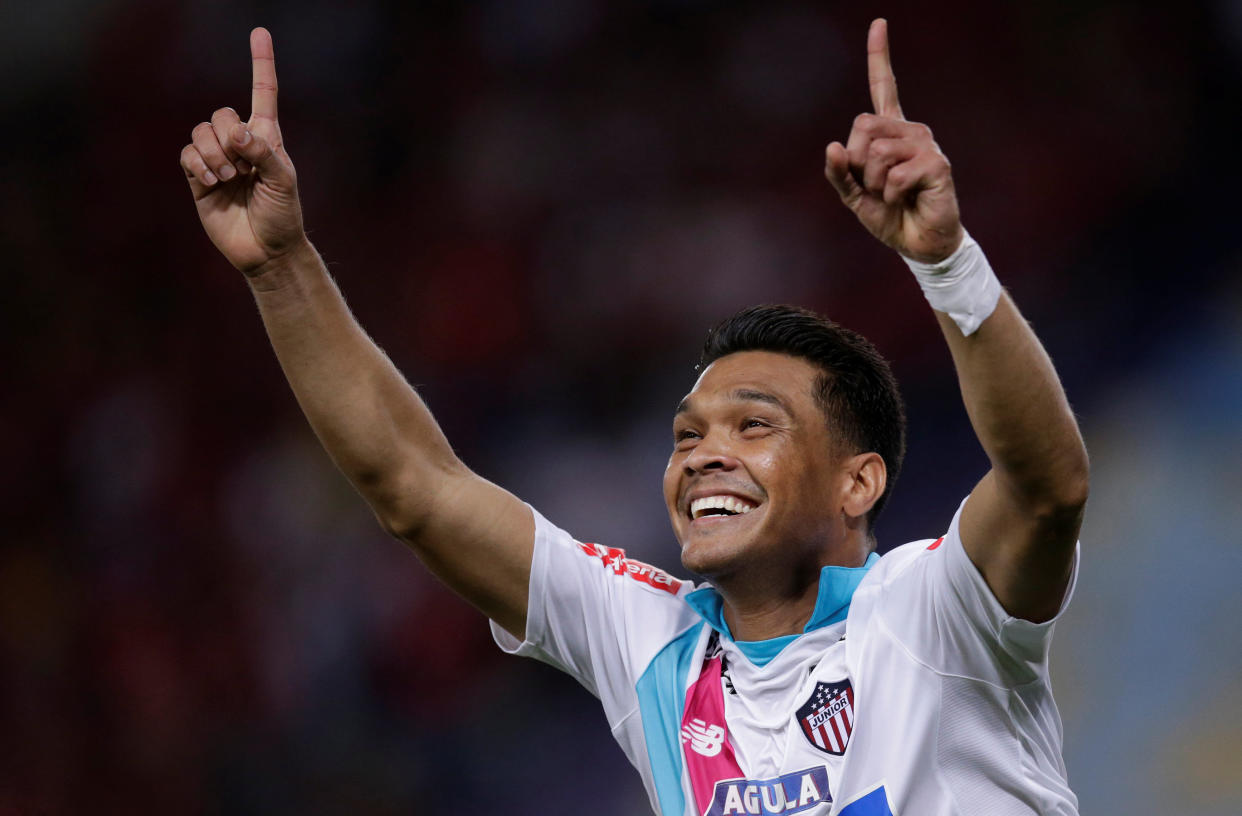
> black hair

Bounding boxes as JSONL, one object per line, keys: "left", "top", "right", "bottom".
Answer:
{"left": 698, "top": 304, "right": 907, "bottom": 524}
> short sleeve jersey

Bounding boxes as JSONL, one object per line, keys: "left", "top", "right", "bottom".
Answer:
{"left": 492, "top": 500, "right": 1079, "bottom": 816}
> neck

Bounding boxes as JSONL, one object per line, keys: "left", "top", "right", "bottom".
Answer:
{"left": 720, "top": 579, "right": 820, "bottom": 641}
{"left": 716, "top": 542, "right": 871, "bottom": 642}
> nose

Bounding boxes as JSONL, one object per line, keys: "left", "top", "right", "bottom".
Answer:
{"left": 683, "top": 430, "right": 741, "bottom": 476}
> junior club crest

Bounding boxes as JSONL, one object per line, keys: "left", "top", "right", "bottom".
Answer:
{"left": 796, "top": 680, "right": 854, "bottom": 755}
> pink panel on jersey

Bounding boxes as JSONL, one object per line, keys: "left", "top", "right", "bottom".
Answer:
{"left": 681, "top": 656, "right": 744, "bottom": 814}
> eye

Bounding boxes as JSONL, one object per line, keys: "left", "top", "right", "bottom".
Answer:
{"left": 674, "top": 428, "right": 701, "bottom": 445}
{"left": 742, "top": 418, "right": 769, "bottom": 430}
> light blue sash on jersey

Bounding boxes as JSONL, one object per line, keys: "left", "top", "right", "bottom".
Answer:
{"left": 685, "top": 552, "right": 879, "bottom": 666}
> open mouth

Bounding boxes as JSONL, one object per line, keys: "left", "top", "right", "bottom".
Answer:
{"left": 689, "top": 495, "right": 759, "bottom": 521}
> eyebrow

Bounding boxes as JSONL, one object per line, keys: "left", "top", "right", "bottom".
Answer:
{"left": 675, "top": 388, "right": 793, "bottom": 416}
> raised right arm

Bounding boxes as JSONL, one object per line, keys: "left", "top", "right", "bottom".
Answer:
{"left": 179, "top": 28, "right": 533, "bottom": 638}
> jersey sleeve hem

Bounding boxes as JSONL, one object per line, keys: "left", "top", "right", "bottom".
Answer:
{"left": 943, "top": 496, "right": 1081, "bottom": 664}
{"left": 489, "top": 502, "right": 553, "bottom": 659}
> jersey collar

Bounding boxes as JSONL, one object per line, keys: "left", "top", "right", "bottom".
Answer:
{"left": 685, "top": 553, "right": 879, "bottom": 664}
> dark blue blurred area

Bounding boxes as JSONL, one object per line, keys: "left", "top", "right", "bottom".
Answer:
{"left": 2, "top": 1, "right": 1241, "bottom": 813}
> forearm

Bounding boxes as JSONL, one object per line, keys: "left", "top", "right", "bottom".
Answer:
{"left": 936, "top": 292, "right": 1089, "bottom": 513}
{"left": 248, "top": 240, "right": 461, "bottom": 532}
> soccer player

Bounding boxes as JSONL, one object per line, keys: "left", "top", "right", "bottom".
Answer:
{"left": 180, "top": 19, "right": 1087, "bottom": 815}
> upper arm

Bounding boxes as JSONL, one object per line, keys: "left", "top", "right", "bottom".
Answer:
{"left": 958, "top": 469, "right": 1085, "bottom": 623}
{"left": 387, "top": 464, "right": 535, "bottom": 640}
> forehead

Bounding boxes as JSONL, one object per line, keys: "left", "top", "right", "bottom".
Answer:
{"left": 679, "top": 351, "right": 822, "bottom": 413}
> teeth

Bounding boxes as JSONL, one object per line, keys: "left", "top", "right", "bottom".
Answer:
{"left": 690, "top": 495, "right": 757, "bottom": 520}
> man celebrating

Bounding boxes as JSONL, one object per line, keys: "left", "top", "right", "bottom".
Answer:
{"left": 180, "top": 19, "right": 1086, "bottom": 816}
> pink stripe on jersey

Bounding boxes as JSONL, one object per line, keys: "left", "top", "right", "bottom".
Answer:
{"left": 681, "top": 656, "right": 744, "bottom": 814}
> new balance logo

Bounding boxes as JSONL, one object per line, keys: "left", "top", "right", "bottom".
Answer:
{"left": 681, "top": 718, "right": 726, "bottom": 757}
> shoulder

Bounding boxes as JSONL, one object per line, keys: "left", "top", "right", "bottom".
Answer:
{"left": 858, "top": 536, "right": 943, "bottom": 590}
{"left": 846, "top": 534, "right": 954, "bottom": 644}
{"left": 527, "top": 505, "right": 700, "bottom": 624}
{"left": 571, "top": 539, "right": 698, "bottom": 600}
{"left": 509, "top": 505, "right": 705, "bottom": 692}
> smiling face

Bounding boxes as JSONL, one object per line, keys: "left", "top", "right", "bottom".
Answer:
{"left": 664, "top": 350, "right": 868, "bottom": 585}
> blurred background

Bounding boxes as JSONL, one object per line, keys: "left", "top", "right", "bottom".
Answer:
{"left": 2, "top": 0, "right": 1241, "bottom": 812}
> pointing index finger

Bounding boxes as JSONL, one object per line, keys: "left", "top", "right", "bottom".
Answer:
{"left": 867, "top": 19, "right": 903, "bottom": 120}
{"left": 250, "top": 27, "right": 278, "bottom": 123}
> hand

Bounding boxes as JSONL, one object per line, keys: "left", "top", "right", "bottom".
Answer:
{"left": 824, "top": 19, "right": 963, "bottom": 264}
{"left": 179, "top": 28, "right": 307, "bottom": 276}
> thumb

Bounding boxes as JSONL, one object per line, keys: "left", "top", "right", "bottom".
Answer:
{"left": 231, "top": 124, "right": 288, "bottom": 180}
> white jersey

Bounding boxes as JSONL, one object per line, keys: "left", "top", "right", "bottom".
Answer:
{"left": 492, "top": 500, "right": 1079, "bottom": 816}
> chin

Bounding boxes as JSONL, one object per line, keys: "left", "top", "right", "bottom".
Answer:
{"left": 678, "top": 530, "right": 747, "bottom": 579}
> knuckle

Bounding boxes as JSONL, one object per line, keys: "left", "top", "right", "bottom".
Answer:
{"left": 192, "top": 121, "right": 213, "bottom": 138}
{"left": 212, "top": 106, "right": 239, "bottom": 123}
{"left": 192, "top": 133, "right": 220, "bottom": 158}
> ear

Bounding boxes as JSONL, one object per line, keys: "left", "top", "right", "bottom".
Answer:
{"left": 841, "top": 452, "right": 887, "bottom": 521}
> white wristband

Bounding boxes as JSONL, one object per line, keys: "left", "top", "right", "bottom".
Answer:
{"left": 902, "top": 231, "right": 1001, "bottom": 336}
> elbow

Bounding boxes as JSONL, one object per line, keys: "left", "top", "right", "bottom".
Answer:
{"left": 366, "top": 458, "right": 466, "bottom": 543}
{"left": 1048, "top": 470, "right": 1089, "bottom": 524}
{"left": 374, "top": 498, "right": 426, "bottom": 542}
{"left": 1028, "top": 449, "right": 1090, "bottom": 523}
{"left": 1067, "top": 459, "right": 1090, "bottom": 511}
{"left": 373, "top": 488, "right": 433, "bottom": 543}
{"left": 1002, "top": 443, "right": 1090, "bottom": 524}
{"left": 1058, "top": 441, "right": 1091, "bottom": 510}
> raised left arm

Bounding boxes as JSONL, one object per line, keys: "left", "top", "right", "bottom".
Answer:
{"left": 825, "top": 19, "right": 1087, "bottom": 622}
